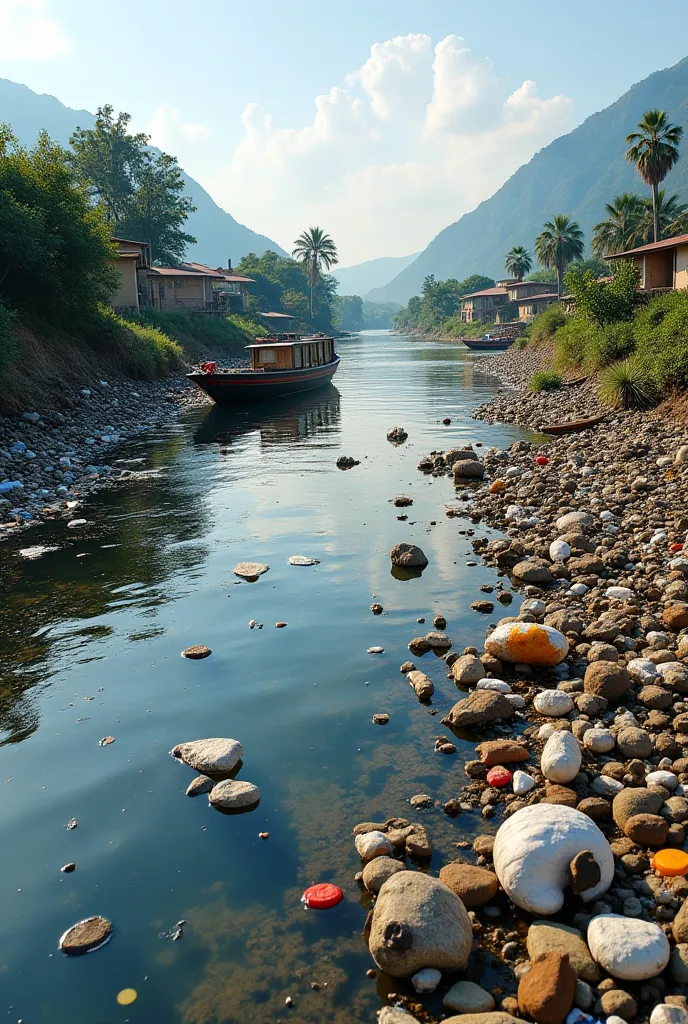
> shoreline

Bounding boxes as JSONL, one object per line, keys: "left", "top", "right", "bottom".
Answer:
{"left": 375, "top": 345, "right": 688, "bottom": 1021}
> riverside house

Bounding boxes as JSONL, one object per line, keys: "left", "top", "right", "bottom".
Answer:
{"left": 460, "top": 279, "right": 556, "bottom": 324}
{"left": 460, "top": 286, "right": 509, "bottom": 323}
{"left": 109, "top": 237, "right": 152, "bottom": 312}
{"left": 146, "top": 260, "right": 254, "bottom": 313}
{"left": 603, "top": 232, "right": 688, "bottom": 293}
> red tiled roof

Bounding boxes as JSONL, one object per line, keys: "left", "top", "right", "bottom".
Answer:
{"left": 181, "top": 262, "right": 255, "bottom": 283}
{"left": 603, "top": 232, "right": 688, "bottom": 259}
{"left": 147, "top": 267, "right": 216, "bottom": 278}
{"left": 462, "top": 287, "right": 508, "bottom": 299}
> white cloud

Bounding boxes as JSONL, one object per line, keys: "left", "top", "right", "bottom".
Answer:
{"left": 208, "top": 33, "right": 574, "bottom": 264}
{"left": 147, "top": 104, "right": 211, "bottom": 151}
{"left": 0, "top": 0, "right": 71, "bottom": 60}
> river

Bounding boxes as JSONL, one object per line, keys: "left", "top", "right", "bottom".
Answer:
{"left": 0, "top": 332, "right": 534, "bottom": 1024}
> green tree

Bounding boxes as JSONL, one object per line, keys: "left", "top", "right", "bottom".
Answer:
{"left": 281, "top": 288, "right": 309, "bottom": 322}
{"left": 335, "top": 294, "right": 364, "bottom": 332}
{"left": 292, "top": 226, "right": 338, "bottom": 321}
{"left": 626, "top": 110, "right": 683, "bottom": 243}
{"left": 70, "top": 105, "right": 196, "bottom": 263}
{"left": 0, "top": 124, "right": 116, "bottom": 322}
{"left": 592, "top": 193, "right": 645, "bottom": 256}
{"left": 564, "top": 258, "right": 639, "bottom": 326}
{"left": 535, "top": 215, "right": 585, "bottom": 297}
{"left": 638, "top": 190, "right": 688, "bottom": 243}
{"left": 117, "top": 152, "right": 195, "bottom": 264}
{"left": 527, "top": 268, "right": 558, "bottom": 285}
{"left": 504, "top": 245, "right": 532, "bottom": 281}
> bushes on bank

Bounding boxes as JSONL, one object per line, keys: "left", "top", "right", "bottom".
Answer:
{"left": 553, "top": 318, "right": 635, "bottom": 371}
{"left": 633, "top": 291, "right": 688, "bottom": 389}
{"left": 529, "top": 371, "right": 562, "bottom": 392}
{"left": 528, "top": 303, "right": 566, "bottom": 346}
{"left": 126, "top": 309, "right": 262, "bottom": 360}
{"left": 97, "top": 308, "right": 183, "bottom": 378}
{"left": 599, "top": 358, "right": 658, "bottom": 410}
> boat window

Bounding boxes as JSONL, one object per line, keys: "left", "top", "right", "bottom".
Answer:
{"left": 258, "top": 348, "right": 275, "bottom": 363}
{"left": 318, "top": 342, "right": 325, "bottom": 364}
{"left": 294, "top": 345, "right": 303, "bottom": 368}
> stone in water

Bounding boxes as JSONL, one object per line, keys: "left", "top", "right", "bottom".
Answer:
{"left": 234, "top": 561, "right": 269, "bottom": 579}
{"left": 181, "top": 645, "right": 211, "bottom": 659}
{"left": 288, "top": 555, "right": 320, "bottom": 566}
{"left": 59, "top": 915, "right": 113, "bottom": 954}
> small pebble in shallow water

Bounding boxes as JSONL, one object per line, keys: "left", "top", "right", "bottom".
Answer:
{"left": 285, "top": 996, "right": 294, "bottom": 1008}
{"left": 259, "top": 832, "right": 269, "bottom": 840}
{"left": 64, "top": 818, "right": 78, "bottom": 830}
{"left": 181, "top": 645, "right": 211, "bottom": 660}
{"left": 98, "top": 736, "right": 115, "bottom": 747}
{"left": 372, "top": 714, "right": 390, "bottom": 725}
{"left": 371, "top": 603, "right": 383, "bottom": 614}
{"left": 61, "top": 863, "right": 76, "bottom": 873}
{"left": 275, "top": 622, "right": 287, "bottom": 628}
{"left": 368, "top": 646, "right": 384, "bottom": 654}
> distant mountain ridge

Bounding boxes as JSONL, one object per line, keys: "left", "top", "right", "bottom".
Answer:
{"left": 369, "top": 56, "right": 688, "bottom": 304}
{"left": 0, "top": 78, "right": 287, "bottom": 265}
{"left": 331, "top": 252, "right": 419, "bottom": 298}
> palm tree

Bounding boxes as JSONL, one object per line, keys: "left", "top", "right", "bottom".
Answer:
{"left": 504, "top": 245, "right": 532, "bottom": 281}
{"left": 292, "top": 226, "right": 339, "bottom": 321}
{"left": 592, "top": 193, "right": 645, "bottom": 256}
{"left": 534, "top": 215, "right": 585, "bottom": 296}
{"left": 626, "top": 110, "right": 683, "bottom": 243}
{"left": 638, "top": 190, "right": 688, "bottom": 243}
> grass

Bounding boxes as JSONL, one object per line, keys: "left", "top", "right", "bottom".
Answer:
{"left": 529, "top": 371, "right": 562, "bottom": 392}
{"left": 126, "top": 309, "right": 263, "bottom": 361}
{"left": 96, "top": 307, "right": 184, "bottom": 378}
{"left": 599, "top": 358, "right": 658, "bottom": 410}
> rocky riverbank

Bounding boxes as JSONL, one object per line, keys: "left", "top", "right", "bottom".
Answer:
{"left": 357, "top": 361, "right": 688, "bottom": 1024}
{"left": 0, "top": 364, "right": 224, "bottom": 542}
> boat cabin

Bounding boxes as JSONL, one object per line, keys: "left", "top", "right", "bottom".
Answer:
{"left": 246, "top": 334, "right": 336, "bottom": 371}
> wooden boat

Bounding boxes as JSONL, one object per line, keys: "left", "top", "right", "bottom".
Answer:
{"left": 187, "top": 333, "right": 340, "bottom": 404}
{"left": 540, "top": 413, "right": 606, "bottom": 435}
{"left": 461, "top": 334, "right": 516, "bottom": 352}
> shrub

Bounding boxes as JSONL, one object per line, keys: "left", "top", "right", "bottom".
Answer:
{"left": 599, "top": 358, "right": 657, "bottom": 410}
{"left": 0, "top": 300, "right": 17, "bottom": 383}
{"left": 529, "top": 303, "right": 566, "bottom": 345}
{"left": 553, "top": 317, "right": 635, "bottom": 371}
{"left": 529, "top": 371, "right": 562, "bottom": 392}
{"left": 633, "top": 291, "right": 688, "bottom": 390}
{"left": 127, "top": 309, "right": 262, "bottom": 360}
{"left": 96, "top": 307, "right": 183, "bottom": 378}
{"left": 564, "top": 259, "right": 639, "bottom": 326}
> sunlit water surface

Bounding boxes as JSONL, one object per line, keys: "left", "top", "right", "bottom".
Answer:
{"left": 0, "top": 333, "right": 535, "bottom": 1024}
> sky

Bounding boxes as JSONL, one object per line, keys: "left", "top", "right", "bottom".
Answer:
{"left": 2, "top": 0, "right": 688, "bottom": 266}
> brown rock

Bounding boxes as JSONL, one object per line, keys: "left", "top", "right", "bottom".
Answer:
{"left": 616, "top": 727, "right": 653, "bottom": 758}
{"left": 577, "top": 797, "right": 611, "bottom": 822}
{"left": 612, "top": 788, "right": 664, "bottom": 830}
{"left": 518, "top": 951, "right": 576, "bottom": 1024}
{"left": 569, "top": 851, "right": 601, "bottom": 894}
{"left": 439, "top": 862, "right": 500, "bottom": 907}
{"left": 407, "top": 670, "right": 434, "bottom": 700}
{"left": 624, "top": 813, "right": 669, "bottom": 846}
{"left": 473, "top": 835, "right": 495, "bottom": 857}
{"left": 664, "top": 603, "right": 688, "bottom": 631}
{"left": 583, "top": 662, "right": 629, "bottom": 700}
{"left": 656, "top": 732, "right": 683, "bottom": 759}
{"left": 638, "top": 684, "right": 673, "bottom": 710}
{"left": 181, "top": 645, "right": 212, "bottom": 660}
{"left": 441, "top": 690, "right": 515, "bottom": 731}
{"left": 673, "top": 898, "right": 688, "bottom": 943}
{"left": 476, "top": 740, "right": 530, "bottom": 767}
{"left": 58, "top": 916, "right": 113, "bottom": 954}
{"left": 545, "top": 785, "right": 578, "bottom": 808}
{"left": 569, "top": 554, "right": 604, "bottom": 576}
{"left": 600, "top": 990, "right": 638, "bottom": 1019}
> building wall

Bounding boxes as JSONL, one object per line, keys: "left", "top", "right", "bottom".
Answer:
{"left": 675, "top": 246, "right": 688, "bottom": 290}
{"left": 108, "top": 258, "right": 139, "bottom": 310}
{"left": 158, "top": 276, "right": 207, "bottom": 309}
{"left": 643, "top": 251, "right": 673, "bottom": 290}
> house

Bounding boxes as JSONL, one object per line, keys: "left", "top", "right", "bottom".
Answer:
{"left": 256, "top": 311, "right": 297, "bottom": 331}
{"left": 505, "top": 281, "right": 555, "bottom": 302}
{"left": 603, "top": 232, "right": 688, "bottom": 292}
{"left": 146, "top": 260, "right": 255, "bottom": 313}
{"left": 109, "top": 237, "right": 152, "bottom": 312}
{"left": 513, "top": 292, "right": 560, "bottom": 322}
{"left": 460, "top": 286, "right": 509, "bottom": 323}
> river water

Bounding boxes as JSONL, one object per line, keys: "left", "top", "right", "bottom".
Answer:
{"left": 0, "top": 332, "right": 534, "bottom": 1024}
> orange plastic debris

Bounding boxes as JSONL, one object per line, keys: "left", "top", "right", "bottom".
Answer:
{"left": 652, "top": 848, "right": 688, "bottom": 876}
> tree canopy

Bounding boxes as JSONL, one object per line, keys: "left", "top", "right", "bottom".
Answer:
{"left": 237, "top": 250, "right": 337, "bottom": 331}
{"left": 626, "top": 110, "right": 683, "bottom": 243}
{"left": 505, "top": 246, "right": 532, "bottom": 281}
{"left": 70, "top": 105, "right": 196, "bottom": 264}
{"left": 535, "top": 215, "right": 585, "bottom": 296}
{"left": 393, "top": 273, "right": 495, "bottom": 333}
{"left": 0, "top": 124, "right": 116, "bottom": 322}
{"left": 292, "top": 227, "right": 338, "bottom": 321}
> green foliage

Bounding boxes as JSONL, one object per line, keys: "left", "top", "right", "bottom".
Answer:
{"left": 564, "top": 259, "right": 639, "bottom": 326}
{"left": 528, "top": 303, "right": 567, "bottom": 345}
{"left": 128, "top": 308, "right": 261, "bottom": 359}
{"left": 0, "top": 124, "right": 117, "bottom": 323}
{"left": 529, "top": 371, "right": 562, "bottom": 392}
{"left": 504, "top": 245, "right": 532, "bottom": 280}
{"left": 362, "top": 300, "right": 400, "bottom": 329}
{"left": 599, "top": 358, "right": 658, "bottom": 409}
{"left": 527, "top": 268, "right": 558, "bottom": 284}
{"left": 626, "top": 109, "right": 683, "bottom": 242}
{"left": 291, "top": 226, "right": 338, "bottom": 321}
{"left": 69, "top": 105, "right": 196, "bottom": 264}
{"left": 335, "top": 295, "right": 364, "bottom": 331}
{"left": 97, "top": 307, "right": 183, "bottom": 378}
{"left": 237, "top": 250, "right": 337, "bottom": 331}
{"left": 0, "top": 300, "right": 17, "bottom": 383}
{"left": 553, "top": 318, "right": 635, "bottom": 370}
{"left": 633, "top": 290, "right": 688, "bottom": 388}
{"left": 393, "top": 273, "right": 495, "bottom": 334}
{"left": 593, "top": 190, "right": 688, "bottom": 255}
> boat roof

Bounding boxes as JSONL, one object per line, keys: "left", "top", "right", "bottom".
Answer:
{"left": 245, "top": 337, "right": 334, "bottom": 349}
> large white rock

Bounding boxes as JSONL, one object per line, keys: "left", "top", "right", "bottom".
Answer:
{"left": 513, "top": 770, "right": 536, "bottom": 795}
{"left": 587, "top": 914, "right": 670, "bottom": 981}
{"left": 606, "top": 586, "right": 634, "bottom": 601}
{"left": 477, "top": 678, "right": 512, "bottom": 693}
{"left": 627, "top": 659, "right": 659, "bottom": 684}
{"left": 556, "top": 511, "right": 594, "bottom": 532}
{"left": 170, "top": 738, "right": 243, "bottom": 774}
{"left": 541, "top": 730, "right": 582, "bottom": 784}
{"left": 355, "top": 831, "right": 393, "bottom": 862}
{"left": 646, "top": 770, "right": 679, "bottom": 791}
{"left": 534, "top": 689, "right": 574, "bottom": 717}
{"left": 493, "top": 804, "right": 613, "bottom": 915}
{"left": 368, "top": 871, "right": 472, "bottom": 977}
{"left": 485, "top": 622, "right": 569, "bottom": 667}
{"left": 379, "top": 1009, "right": 420, "bottom": 1024}
{"left": 651, "top": 1006, "right": 688, "bottom": 1024}
{"left": 443, "top": 980, "right": 496, "bottom": 1013}
{"left": 209, "top": 779, "right": 260, "bottom": 809}
{"left": 583, "top": 728, "right": 616, "bottom": 754}
{"left": 550, "top": 539, "right": 572, "bottom": 563}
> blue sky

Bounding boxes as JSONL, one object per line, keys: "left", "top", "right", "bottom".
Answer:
{"left": 3, "top": 0, "right": 688, "bottom": 263}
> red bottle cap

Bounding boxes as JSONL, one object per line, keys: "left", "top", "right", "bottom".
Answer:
{"left": 535, "top": 456, "right": 549, "bottom": 466}
{"left": 487, "top": 766, "right": 512, "bottom": 788}
{"left": 302, "top": 883, "right": 343, "bottom": 909}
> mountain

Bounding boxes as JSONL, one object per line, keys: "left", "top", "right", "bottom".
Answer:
{"left": 331, "top": 252, "right": 419, "bottom": 297}
{"left": 0, "top": 78, "right": 287, "bottom": 264}
{"left": 370, "top": 56, "right": 688, "bottom": 304}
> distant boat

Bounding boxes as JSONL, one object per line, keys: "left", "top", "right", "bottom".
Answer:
{"left": 461, "top": 332, "right": 516, "bottom": 352}
{"left": 187, "top": 333, "right": 340, "bottom": 404}
{"left": 540, "top": 414, "right": 606, "bottom": 435}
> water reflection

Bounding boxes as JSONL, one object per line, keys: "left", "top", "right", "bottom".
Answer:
{"left": 193, "top": 385, "right": 341, "bottom": 449}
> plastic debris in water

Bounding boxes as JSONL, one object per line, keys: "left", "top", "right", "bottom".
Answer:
{"left": 301, "top": 883, "right": 343, "bottom": 909}
{"left": 117, "top": 989, "right": 137, "bottom": 1005}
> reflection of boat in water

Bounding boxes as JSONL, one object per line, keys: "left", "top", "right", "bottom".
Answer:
{"left": 193, "top": 385, "right": 341, "bottom": 448}
{"left": 187, "top": 334, "right": 340, "bottom": 404}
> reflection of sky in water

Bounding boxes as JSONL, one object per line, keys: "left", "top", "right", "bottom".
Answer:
{"left": 0, "top": 335, "right": 534, "bottom": 1023}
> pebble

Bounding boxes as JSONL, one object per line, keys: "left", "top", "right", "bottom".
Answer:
{"left": 59, "top": 915, "right": 112, "bottom": 954}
